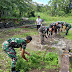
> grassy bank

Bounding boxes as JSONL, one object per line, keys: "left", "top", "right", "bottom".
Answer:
{"left": 29, "top": 12, "right": 72, "bottom": 25}
{"left": 29, "top": 12, "right": 72, "bottom": 40}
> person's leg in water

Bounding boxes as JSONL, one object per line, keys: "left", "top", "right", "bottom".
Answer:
{"left": 2, "top": 41, "right": 17, "bottom": 72}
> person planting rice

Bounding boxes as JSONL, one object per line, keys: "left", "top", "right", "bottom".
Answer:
{"left": 2, "top": 36, "right": 32, "bottom": 72}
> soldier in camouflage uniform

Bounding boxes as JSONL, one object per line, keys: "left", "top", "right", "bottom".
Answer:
{"left": 38, "top": 26, "right": 48, "bottom": 44}
{"left": 38, "top": 26, "right": 54, "bottom": 44}
{"left": 64, "top": 23, "right": 71, "bottom": 35}
{"left": 49, "top": 22, "right": 58, "bottom": 34}
{"left": 47, "top": 27, "right": 54, "bottom": 38}
{"left": 2, "top": 36, "right": 32, "bottom": 72}
{"left": 55, "top": 21, "right": 71, "bottom": 35}
{"left": 56, "top": 21, "right": 66, "bottom": 32}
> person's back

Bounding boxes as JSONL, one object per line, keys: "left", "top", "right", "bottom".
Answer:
{"left": 64, "top": 23, "right": 71, "bottom": 27}
{"left": 7, "top": 38, "right": 26, "bottom": 49}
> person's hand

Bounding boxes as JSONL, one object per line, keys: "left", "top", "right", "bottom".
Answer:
{"left": 20, "top": 47, "right": 22, "bottom": 51}
{"left": 20, "top": 48, "right": 22, "bottom": 51}
{"left": 51, "top": 38, "right": 54, "bottom": 41}
{"left": 41, "top": 24, "right": 42, "bottom": 26}
{"left": 64, "top": 29, "right": 66, "bottom": 32}
{"left": 26, "top": 59, "right": 29, "bottom": 62}
{"left": 27, "top": 53, "right": 31, "bottom": 56}
{"left": 46, "top": 35, "right": 49, "bottom": 40}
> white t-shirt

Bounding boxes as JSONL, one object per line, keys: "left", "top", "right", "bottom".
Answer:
{"left": 36, "top": 18, "right": 42, "bottom": 25}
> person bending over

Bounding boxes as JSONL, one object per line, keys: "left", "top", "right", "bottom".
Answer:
{"left": 2, "top": 36, "right": 32, "bottom": 72}
{"left": 47, "top": 27, "right": 54, "bottom": 39}
{"left": 64, "top": 23, "right": 71, "bottom": 35}
{"left": 38, "top": 26, "right": 48, "bottom": 44}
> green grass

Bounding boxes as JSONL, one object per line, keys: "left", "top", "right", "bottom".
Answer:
{"left": 29, "top": 12, "right": 72, "bottom": 24}
{"left": 65, "top": 30, "right": 72, "bottom": 40}
{"left": 16, "top": 51, "right": 59, "bottom": 72}
{"left": 60, "top": 29, "right": 72, "bottom": 40}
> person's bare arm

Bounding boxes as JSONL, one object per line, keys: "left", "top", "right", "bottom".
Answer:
{"left": 64, "top": 26, "right": 66, "bottom": 31}
{"left": 41, "top": 22, "right": 42, "bottom": 24}
{"left": 35, "top": 21, "right": 37, "bottom": 24}
{"left": 41, "top": 21, "right": 42, "bottom": 26}
{"left": 25, "top": 51, "right": 30, "bottom": 56}
{"left": 20, "top": 47, "right": 22, "bottom": 51}
{"left": 21, "top": 48, "right": 28, "bottom": 61}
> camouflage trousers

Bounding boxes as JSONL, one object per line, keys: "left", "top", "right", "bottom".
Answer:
{"left": 39, "top": 32, "right": 45, "bottom": 44}
{"left": 66, "top": 26, "right": 71, "bottom": 35}
{"left": 2, "top": 41, "right": 17, "bottom": 69}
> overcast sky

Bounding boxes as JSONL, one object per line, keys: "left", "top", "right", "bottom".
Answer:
{"left": 32, "top": 0, "right": 50, "bottom": 5}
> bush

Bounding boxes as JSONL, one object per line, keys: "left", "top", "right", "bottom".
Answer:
{"left": 58, "top": 11, "right": 65, "bottom": 16}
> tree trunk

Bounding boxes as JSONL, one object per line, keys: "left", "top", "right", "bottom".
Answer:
{"left": 19, "top": 12, "right": 21, "bottom": 17}
{"left": 0, "top": 10, "right": 1, "bottom": 18}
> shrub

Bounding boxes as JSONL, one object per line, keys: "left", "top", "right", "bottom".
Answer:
{"left": 58, "top": 11, "right": 65, "bottom": 16}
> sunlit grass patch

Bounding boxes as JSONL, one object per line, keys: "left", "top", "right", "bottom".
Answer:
{"left": 29, "top": 12, "right": 72, "bottom": 24}
{"left": 65, "top": 30, "right": 72, "bottom": 40}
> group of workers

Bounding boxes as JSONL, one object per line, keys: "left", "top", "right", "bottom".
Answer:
{"left": 2, "top": 16, "right": 71, "bottom": 72}
{"left": 37, "top": 16, "right": 71, "bottom": 44}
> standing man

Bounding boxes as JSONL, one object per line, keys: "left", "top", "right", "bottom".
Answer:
{"left": 35, "top": 16, "right": 42, "bottom": 30}
{"left": 2, "top": 36, "right": 32, "bottom": 72}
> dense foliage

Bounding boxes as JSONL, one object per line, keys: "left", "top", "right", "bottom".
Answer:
{"left": 0, "top": 0, "right": 72, "bottom": 18}
{"left": 0, "top": 0, "right": 35, "bottom": 18}
{"left": 48, "top": 0, "right": 72, "bottom": 16}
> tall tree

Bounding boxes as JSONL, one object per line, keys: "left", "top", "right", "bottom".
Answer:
{"left": 48, "top": 0, "right": 70, "bottom": 15}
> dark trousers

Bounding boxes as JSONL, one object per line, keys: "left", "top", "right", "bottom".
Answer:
{"left": 37, "top": 25, "right": 41, "bottom": 30}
